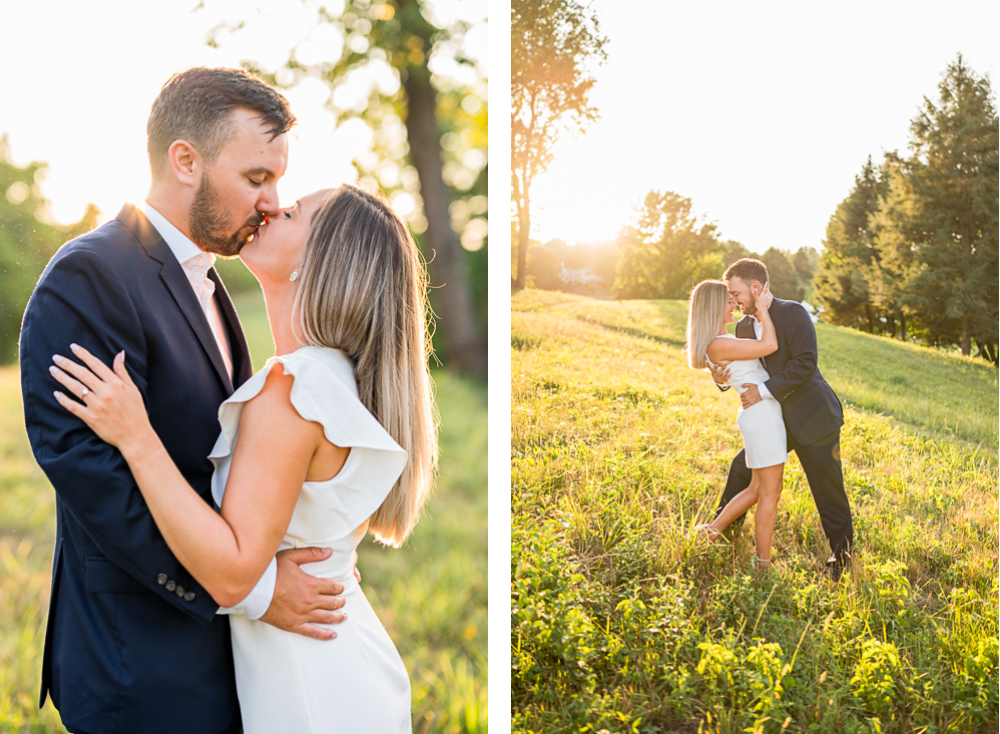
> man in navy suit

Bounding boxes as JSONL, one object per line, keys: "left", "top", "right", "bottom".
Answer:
{"left": 710, "top": 258, "right": 853, "bottom": 580}
{"left": 21, "top": 68, "right": 346, "bottom": 734}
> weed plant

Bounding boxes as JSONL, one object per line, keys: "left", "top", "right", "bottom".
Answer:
{"left": 512, "top": 289, "right": 997, "bottom": 734}
{"left": 0, "top": 293, "right": 486, "bottom": 733}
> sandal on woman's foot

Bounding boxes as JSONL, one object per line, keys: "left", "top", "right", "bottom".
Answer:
{"left": 693, "top": 524, "right": 723, "bottom": 544}
{"left": 752, "top": 553, "right": 774, "bottom": 573}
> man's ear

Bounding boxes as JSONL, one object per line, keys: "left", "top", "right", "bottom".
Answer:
{"left": 167, "top": 140, "right": 200, "bottom": 188}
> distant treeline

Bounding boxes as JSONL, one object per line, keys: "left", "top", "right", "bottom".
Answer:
{"left": 523, "top": 219, "right": 818, "bottom": 305}
{"left": 523, "top": 57, "right": 997, "bottom": 363}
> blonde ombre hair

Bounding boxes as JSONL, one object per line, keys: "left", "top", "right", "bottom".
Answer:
{"left": 293, "top": 184, "right": 438, "bottom": 547}
{"left": 685, "top": 280, "right": 729, "bottom": 369}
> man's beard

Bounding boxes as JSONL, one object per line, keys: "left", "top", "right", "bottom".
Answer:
{"left": 741, "top": 294, "right": 758, "bottom": 316}
{"left": 189, "top": 174, "right": 261, "bottom": 257}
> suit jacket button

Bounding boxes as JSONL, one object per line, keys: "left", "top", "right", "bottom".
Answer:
{"left": 157, "top": 574, "right": 168, "bottom": 585}
{"left": 184, "top": 591, "right": 196, "bottom": 602}
{"left": 175, "top": 585, "right": 186, "bottom": 598}
{"left": 165, "top": 580, "right": 177, "bottom": 592}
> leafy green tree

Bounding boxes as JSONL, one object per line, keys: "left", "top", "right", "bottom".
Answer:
{"left": 511, "top": 0, "right": 607, "bottom": 289}
{"left": 760, "top": 247, "right": 804, "bottom": 301}
{"left": 211, "top": 0, "right": 487, "bottom": 375}
{"left": 812, "top": 157, "right": 888, "bottom": 332}
{"left": 0, "top": 136, "right": 97, "bottom": 363}
{"left": 791, "top": 246, "right": 819, "bottom": 285}
{"left": 613, "top": 191, "right": 724, "bottom": 299}
{"left": 722, "top": 240, "right": 756, "bottom": 268}
{"left": 905, "top": 55, "right": 998, "bottom": 357}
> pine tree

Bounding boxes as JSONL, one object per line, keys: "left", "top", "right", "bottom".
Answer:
{"left": 812, "top": 157, "right": 888, "bottom": 332}
{"left": 906, "top": 55, "right": 998, "bottom": 357}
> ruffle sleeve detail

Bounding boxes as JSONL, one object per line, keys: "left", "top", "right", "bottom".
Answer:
{"left": 208, "top": 347, "right": 408, "bottom": 540}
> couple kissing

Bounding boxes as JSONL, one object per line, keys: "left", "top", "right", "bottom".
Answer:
{"left": 685, "top": 258, "right": 853, "bottom": 579}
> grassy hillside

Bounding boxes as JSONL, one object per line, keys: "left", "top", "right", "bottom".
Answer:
{"left": 512, "top": 289, "right": 997, "bottom": 734}
{"left": 0, "top": 291, "right": 486, "bottom": 733}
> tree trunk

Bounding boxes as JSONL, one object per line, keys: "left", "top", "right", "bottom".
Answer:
{"left": 515, "top": 198, "right": 529, "bottom": 289}
{"left": 961, "top": 314, "right": 971, "bottom": 356}
{"left": 899, "top": 314, "right": 907, "bottom": 341}
{"left": 402, "top": 63, "right": 486, "bottom": 377}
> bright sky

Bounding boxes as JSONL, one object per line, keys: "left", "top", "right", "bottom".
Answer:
{"left": 529, "top": 0, "right": 999, "bottom": 252}
{"left": 1, "top": 0, "right": 486, "bottom": 227}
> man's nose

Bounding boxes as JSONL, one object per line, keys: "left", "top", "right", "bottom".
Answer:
{"left": 257, "top": 183, "right": 281, "bottom": 217}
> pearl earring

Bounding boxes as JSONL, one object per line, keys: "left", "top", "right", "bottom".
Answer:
{"left": 289, "top": 270, "right": 299, "bottom": 282}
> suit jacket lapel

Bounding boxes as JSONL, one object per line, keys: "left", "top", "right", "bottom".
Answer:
{"left": 208, "top": 267, "right": 253, "bottom": 388}
{"left": 119, "top": 204, "right": 236, "bottom": 395}
{"left": 736, "top": 315, "right": 770, "bottom": 371}
{"left": 736, "top": 316, "right": 755, "bottom": 340}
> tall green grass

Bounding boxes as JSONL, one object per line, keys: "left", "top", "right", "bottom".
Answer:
{"left": 0, "top": 289, "right": 486, "bottom": 733}
{"left": 512, "top": 289, "right": 997, "bottom": 734}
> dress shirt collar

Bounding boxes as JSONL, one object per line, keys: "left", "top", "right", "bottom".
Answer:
{"left": 138, "top": 201, "right": 215, "bottom": 271}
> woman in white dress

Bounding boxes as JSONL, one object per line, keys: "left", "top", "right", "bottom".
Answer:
{"left": 685, "top": 279, "right": 786, "bottom": 570}
{"left": 48, "top": 184, "right": 437, "bottom": 732}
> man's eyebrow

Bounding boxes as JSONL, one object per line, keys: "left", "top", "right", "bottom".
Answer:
{"left": 243, "top": 167, "right": 275, "bottom": 177}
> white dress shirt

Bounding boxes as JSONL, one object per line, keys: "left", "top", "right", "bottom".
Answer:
{"left": 751, "top": 316, "right": 775, "bottom": 401}
{"left": 139, "top": 201, "right": 277, "bottom": 620}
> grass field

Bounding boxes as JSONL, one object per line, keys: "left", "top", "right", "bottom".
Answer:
{"left": 0, "top": 289, "right": 487, "bottom": 733}
{"left": 512, "top": 289, "right": 998, "bottom": 734}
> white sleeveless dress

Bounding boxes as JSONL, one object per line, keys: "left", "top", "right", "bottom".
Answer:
{"left": 207, "top": 346, "right": 412, "bottom": 733}
{"left": 710, "top": 334, "right": 788, "bottom": 469}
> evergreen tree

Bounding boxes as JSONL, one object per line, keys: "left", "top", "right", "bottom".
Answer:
{"left": 866, "top": 154, "right": 921, "bottom": 341}
{"left": 812, "top": 157, "right": 888, "bottom": 332}
{"left": 906, "top": 55, "right": 998, "bottom": 357}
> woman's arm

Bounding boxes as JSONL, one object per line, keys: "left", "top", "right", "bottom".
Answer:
{"left": 706, "top": 286, "right": 777, "bottom": 362}
{"left": 51, "top": 346, "right": 326, "bottom": 607}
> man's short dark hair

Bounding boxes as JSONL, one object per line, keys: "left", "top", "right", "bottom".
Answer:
{"left": 724, "top": 258, "right": 769, "bottom": 286}
{"left": 147, "top": 67, "right": 296, "bottom": 179}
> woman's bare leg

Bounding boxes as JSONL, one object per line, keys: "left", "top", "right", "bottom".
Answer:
{"left": 752, "top": 463, "right": 785, "bottom": 567}
{"left": 707, "top": 475, "right": 760, "bottom": 539}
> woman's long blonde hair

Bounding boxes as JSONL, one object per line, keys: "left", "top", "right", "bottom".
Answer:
{"left": 685, "top": 280, "right": 728, "bottom": 370}
{"left": 293, "top": 184, "right": 438, "bottom": 547}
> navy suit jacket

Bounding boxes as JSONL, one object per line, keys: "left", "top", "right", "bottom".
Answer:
{"left": 735, "top": 298, "right": 844, "bottom": 446}
{"left": 20, "top": 204, "right": 253, "bottom": 734}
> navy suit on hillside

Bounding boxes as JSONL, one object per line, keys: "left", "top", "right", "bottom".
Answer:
{"left": 20, "top": 204, "right": 253, "bottom": 734}
{"left": 716, "top": 297, "right": 853, "bottom": 564}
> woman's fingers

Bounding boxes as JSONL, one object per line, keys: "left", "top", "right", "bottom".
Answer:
{"left": 52, "top": 353, "right": 103, "bottom": 394}
{"left": 54, "top": 389, "right": 88, "bottom": 416}
{"left": 50, "top": 363, "right": 94, "bottom": 400}
{"left": 113, "top": 351, "right": 136, "bottom": 387}
{"left": 70, "top": 343, "right": 118, "bottom": 383}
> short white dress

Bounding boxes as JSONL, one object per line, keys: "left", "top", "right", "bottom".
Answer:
{"left": 709, "top": 334, "right": 788, "bottom": 469}
{"left": 208, "top": 346, "right": 412, "bottom": 733}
